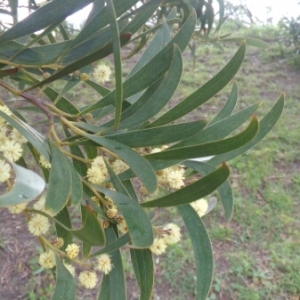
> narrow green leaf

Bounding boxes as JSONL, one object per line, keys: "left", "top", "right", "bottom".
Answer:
{"left": 147, "top": 116, "right": 259, "bottom": 160}
{"left": 0, "top": 111, "right": 50, "bottom": 160}
{"left": 222, "top": 37, "right": 269, "bottom": 49}
{"left": 81, "top": 205, "right": 95, "bottom": 258}
{"left": 127, "top": 20, "right": 170, "bottom": 79}
{"left": 25, "top": 33, "right": 131, "bottom": 91}
{"left": 72, "top": 205, "right": 105, "bottom": 246}
{"left": 82, "top": 10, "right": 195, "bottom": 116}
{"left": 148, "top": 42, "right": 246, "bottom": 127}
{"left": 98, "top": 274, "right": 110, "bottom": 300}
{"left": 117, "top": 46, "right": 182, "bottom": 130}
{"left": 0, "top": 0, "right": 94, "bottom": 44}
{"left": 85, "top": 79, "right": 111, "bottom": 97}
{"left": 172, "top": 103, "right": 260, "bottom": 148}
{"left": 93, "top": 186, "right": 154, "bottom": 248}
{"left": 209, "top": 94, "right": 285, "bottom": 166}
{"left": 106, "top": 0, "right": 123, "bottom": 130}
{"left": 86, "top": 0, "right": 105, "bottom": 25}
{"left": 74, "top": 0, "right": 139, "bottom": 46}
{"left": 82, "top": 242, "right": 93, "bottom": 259}
{"left": 45, "top": 142, "right": 72, "bottom": 215}
{"left": 105, "top": 226, "right": 126, "bottom": 300}
{"left": 55, "top": 206, "right": 73, "bottom": 248}
{"left": 105, "top": 120, "right": 206, "bottom": 148}
{"left": 104, "top": 159, "right": 129, "bottom": 196}
{"left": 122, "top": 179, "right": 139, "bottom": 202}
{"left": 85, "top": 134, "right": 157, "bottom": 193}
{"left": 63, "top": 128, "right": 89, "bottom": 198}
{"left": 178, "top": 205, "right": 213, "bottom": 300}
{"left": 121, "top": 0, "right": 162, "bottom": 36}
{"left": 52, "top": 256, "right": 76, "bottom": 300}
{"left": 141, "top": 163, "right": 230, "bottom": 208}
{"left": 184, "top": 161, "right": 233, "bottom": 221}
{"left": 0, "top": 162, "right": 45, "bottom": 206}
{"left": 58, "top": 24, "right": 70, "bottom": 41}
{"left": 80, "top": 44, "right": 175, "bottom": 115}
{"left": 130, "top": 249, "right": 154, "bottom": 300}
{"left": 69, "top": 165, "right": 83, "bottom": 206}
{"left": 209, "top": 80, "right": 238, "bottom": 125}
{"left": 215, "top": 0, "right": 225, "bottom": 33}
{"left": 16, "top": 70, "right": 79, "bottom": 115}
{"left": 89, "top": 234, "right": 130, "bottom": 258}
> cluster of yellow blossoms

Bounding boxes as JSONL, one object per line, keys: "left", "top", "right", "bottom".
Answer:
{"left": 87, "top": 156, "right": 128, "bottom": 185}
{"left": 38, "top": 241, "right": 113, "bottom": 289}
{"left": 0, "top": 105, "right": 25, "bottom": 170}
{"left": 92, "top": 63, "right": 112, "bottom": 84}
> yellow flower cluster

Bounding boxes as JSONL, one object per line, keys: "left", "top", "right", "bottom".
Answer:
{"left": 8, "top": 202, "right": 27, "bottom": 214}
{"left": 92, "top": 64, "right": 112, "bottom": 84}
{"left": 151, "top": 148, "right": 186, "bottom": 190}
{"left": 0, "top": 105, "right": 26, "bottom": 163}
{"left": 150, "top": 223, "right": 181, "bottom": 256}
{"left": 96, "top": 254, "right": 113, "bottom": 275}
{"left": 65, "top": 243, "right": 80, "bottom": 259}
{"left": 39, "top": 154, "right": 51, "bottom": 169}
{"left": 79, "top": 271, "right": 97, "bottom": 289}
{"left": 190, "top": 198, "right": 208, "bottom": 217}
{"left": 28, "top": 214, "right": 50, "bottom": 236}
{"left": 39, "top": 250, "right": 56, "bottom": 269}
{"left": 87, "top": 156, "right": 108, "bottom": 185}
